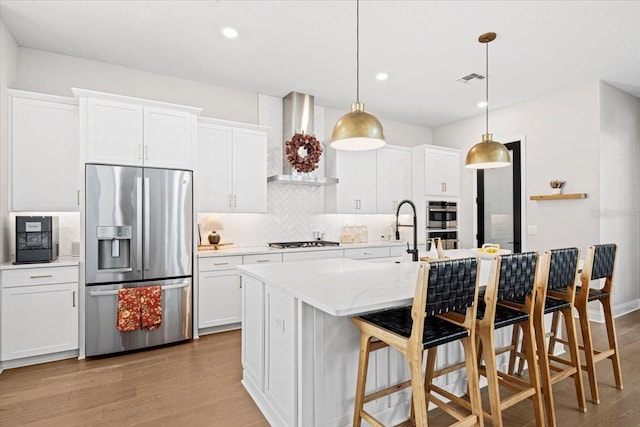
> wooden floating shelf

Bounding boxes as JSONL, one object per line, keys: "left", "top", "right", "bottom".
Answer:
{"left": 530, "top": 193, "right": 588, "bottom": 201}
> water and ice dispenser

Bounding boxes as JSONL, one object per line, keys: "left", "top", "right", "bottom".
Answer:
{"left": 97, "top": 226, "right": 132, "bottom": 271}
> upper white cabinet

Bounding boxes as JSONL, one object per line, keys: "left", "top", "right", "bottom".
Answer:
{"left": 9, "top": 91, "right": 79, "bottom": 211}
{"left": 197, "top": 120, "right": 267, "bottom": 213}
{"left": 74, "top": 89, "right": 201, "bottom": 170}
{"left": 325, "top": 149, "right": 377, "bottom": 214}
{"left": 423, "top": 146, "right": 460, "bottom": 197}
{"left": 376, "top": 146, "right": 412, "bottom": 213}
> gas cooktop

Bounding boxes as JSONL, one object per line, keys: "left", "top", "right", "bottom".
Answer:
{"left": 268, "top": 241, "right": 340, "bottom": 249}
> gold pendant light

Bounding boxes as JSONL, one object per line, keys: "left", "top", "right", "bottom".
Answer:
{"left": 330, "top": 0, "right": 385, "bottom": 151}
{"left": 465, "top": 32, "right": 511, "bottom": 169}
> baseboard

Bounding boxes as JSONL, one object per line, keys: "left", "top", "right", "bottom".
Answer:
{"left": 588, "top": 298, "right": 640, "bottom": 323}
{"left": 0, "top": 349, "right": 79, "bottom": 371}
{"left": 198, "top": 322, "right": 241, "bottom": 336}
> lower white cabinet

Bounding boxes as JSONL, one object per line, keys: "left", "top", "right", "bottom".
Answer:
{"left": 1, "top": 265, "right": 79, "bottom": 361}
{"left": 198, "top": 255, "right": 243, "bottom": 330}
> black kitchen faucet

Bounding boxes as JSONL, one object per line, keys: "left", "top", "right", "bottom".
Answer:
{"left": 395, "top": 199, "right": 419, "bottom": 262}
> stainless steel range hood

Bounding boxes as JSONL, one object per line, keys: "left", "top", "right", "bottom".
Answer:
{"left": 267, "top": 91, "right": 338, "bottom": 186}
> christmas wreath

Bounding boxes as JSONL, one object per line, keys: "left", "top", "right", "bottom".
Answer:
{"left": 285, "top": 133, "right": 323, "bottom": 173}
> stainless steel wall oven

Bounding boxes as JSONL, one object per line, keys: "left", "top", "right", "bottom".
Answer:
{"left": 426, "top": 201, "right": 458, "bottom": 249}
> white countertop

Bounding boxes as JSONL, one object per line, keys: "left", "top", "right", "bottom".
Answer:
{"left": 0, "top": 257, "right": 80, "bottom": 270}
{"left": 198, "top": 240, "right": 408, "bottom": 258}
{"left": 238, "top": 258, "right": 420, "bottom": 317}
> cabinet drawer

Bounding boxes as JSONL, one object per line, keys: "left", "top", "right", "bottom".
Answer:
{"left": 243, "top": 253, "right": 282, "bottom": 265}
{"left": 282, "top": 249, "right": 343, "bottom": 262}
{"left": 1, "top": 266, "right": 78, "bottom": 288}
{"left": 199, "top": 256, "right": 243, "bottom": 272}
{"left": 389, "top": 245, "right": 408, "bottom": 257}
{"left": 344, "top": 247, "right": 390, "bottom": 260}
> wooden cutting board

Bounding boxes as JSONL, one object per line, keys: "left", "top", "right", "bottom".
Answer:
{"left": 198, "top": 242, "right": 234, "bottom": 251}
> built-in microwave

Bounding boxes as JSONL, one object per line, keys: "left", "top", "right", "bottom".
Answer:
{"left": 426, "top": 201, "right": 457, "bottom": 229}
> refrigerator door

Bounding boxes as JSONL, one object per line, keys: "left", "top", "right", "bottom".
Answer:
{"left": 143, "top": 167, "right": 193, "bottom": 280}
{"left": 86, "top": 164, "right": 143, "bottom": 284}
{"left": 85, "top": 278, "right": 192, "bottom": 356}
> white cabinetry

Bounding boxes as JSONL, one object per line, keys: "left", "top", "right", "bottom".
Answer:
{"left": 423, "top": 146, "right": 460, "bottom": 197}
{"left": 197, "top": 121, "right": 267, "bottom": 213}
{"left": 325, "top": 149, "right": 377, "bottom": 213}
{"left": 74, "top": 89, "right": 201, "bottom": 170}
{"left": 1, "top": 264, "right": 79, "bottom": 362}
{"left": 198, "top": 255, "right": 243, "bottom": 330}
{"left": 242, "top": 275, "right": 265, "bottom": 392}
{"left": 376, "top": 146, "right": 412, "bottom": 213}
{"left": 9, "top": 91, "right": 79, "bottom": 211}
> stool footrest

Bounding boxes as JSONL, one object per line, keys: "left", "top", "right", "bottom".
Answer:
{"left": 363, "top": 380, "right": 411, "bottom": 404}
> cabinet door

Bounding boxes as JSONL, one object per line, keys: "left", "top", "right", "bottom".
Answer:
{"left": 87, "top": 98, "right": 143, "bottom": 166}
{"left": 442, "top": 151, "right": 460, "bottom": 196}
{"left": 1, "top": 282, "right": 78, "bottom": 361}
{"left": 232, "top": 128, "right": 267, "bottom": 213}
{"left": 143, "top": 106, "right": 193, "bottom": 169}
{"left": 376, "top": 147, "right": 411, "bottom": 213}
{"left": 198, "top": 270, "right": 242, "bottom": 328}
{"left": 356, "top": 150, "right": 378, "bottom": 213}
{"left": 334, "top": 151, "right": 359, "bottom": 213}
{"left": 242, "top": 275, "right": 265, "bottom": 391}
{"left": 197, "top": 124, "right": 233, "bottom": 212}
{"left": 10, "top": 97, "right": 79, "bottom": 211}
{"left": 424, "top": 147, "right": 460, "bottom": 197}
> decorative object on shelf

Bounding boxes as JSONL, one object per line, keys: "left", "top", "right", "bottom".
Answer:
{"left": 285, "top": 133, "right": 323, "bottom": 173}
{"left": 202, "top": 215, "right": 224, "bottom": 245}
{"left": 330, "top": 0, "right": 385, "bottom": 151}
{"left": 549, "top": 180, "right": 566, "bottom": 195}
{"left": 465, "top": 32, "right": 511, "bottom": 169}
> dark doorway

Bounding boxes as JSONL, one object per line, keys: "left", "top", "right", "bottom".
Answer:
{"left": 476, "top": 141, "right": 522, "bottom": 253}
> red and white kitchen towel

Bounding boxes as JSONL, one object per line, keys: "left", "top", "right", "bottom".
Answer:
{"left": 116, "top": 286, "right": 162, "bottom": 332}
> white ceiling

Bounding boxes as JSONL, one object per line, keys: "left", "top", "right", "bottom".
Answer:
{"left": 1, "top": 0, "right": 639, "bottom": 128}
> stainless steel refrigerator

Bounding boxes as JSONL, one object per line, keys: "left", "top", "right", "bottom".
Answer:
{"left": 85, "top": 164, "right": 193, "bottom": 356}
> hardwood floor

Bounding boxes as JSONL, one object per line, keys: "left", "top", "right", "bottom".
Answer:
{"left": 1, "top": 310, "right": 639, "bottom": 427}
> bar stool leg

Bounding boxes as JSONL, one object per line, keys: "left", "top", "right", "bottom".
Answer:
{"left": 561, "top": 306, "right": 587, "bottom": 412}
{"left": 601, "top": 296, "right": 624, "bottom": 390}
{"left": 353, "top": 334, "right": 372, "bottom": 427}
{"left": 533, "top": 311, "right": 557, "bottom": 427}
{"left": 462, "top": 336, "right": 484, "bottom": 427}
{"left": 548, "top": 311, "right": 561, "bottom": 355}
{"left": 408, "top": 351, "right": 428, "bottom": 426}
{"left": 521, "top": 319, "right": 545, "bottom": 427}
{"left": 479, "top": 326, "right": 503, "bottom": 427}
{"left": 507, "top": 324, "right": 521, "bottom": 375}
{"left": 577, "top": 303, "right": 600, "bottom": 404}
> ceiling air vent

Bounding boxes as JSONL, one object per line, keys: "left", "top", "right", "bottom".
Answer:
{"left": 457, "top": 73, "right": 486, "bottom": 84}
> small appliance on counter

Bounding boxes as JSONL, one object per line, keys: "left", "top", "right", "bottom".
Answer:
{"left": 14, "top": 216, "right": 59, "bottom": 264}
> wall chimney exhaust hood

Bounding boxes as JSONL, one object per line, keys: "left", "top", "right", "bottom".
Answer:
{"left": 267, "top": 91, "right": 338, "bottom": 186}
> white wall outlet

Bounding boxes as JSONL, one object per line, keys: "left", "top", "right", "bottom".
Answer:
{"left": 527, "top": 225, "right": 538, "bottom": 235}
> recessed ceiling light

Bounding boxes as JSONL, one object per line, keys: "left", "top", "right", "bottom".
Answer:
{"left": 221, "top": 26, "right": 239, "bottom": 39}
{"left": 375, "top": 72, "right": 388, "bottom": 81}
{"left": 477, "top": 101, "right": 488, "bottom": 108}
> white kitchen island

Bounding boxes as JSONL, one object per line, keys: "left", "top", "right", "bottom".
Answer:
{"left": 238, "top": 257, "right": 509, "bottom": 427}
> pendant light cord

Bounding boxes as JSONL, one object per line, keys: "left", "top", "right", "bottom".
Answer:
{"left": 485, "top": 39, "right": 489, "bottom": 134}
{"left": 356, "top": 0, "right": 360, "bottom": 103}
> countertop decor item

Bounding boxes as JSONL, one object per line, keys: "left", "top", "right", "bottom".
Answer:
{"left": 285, "top": 133, "right": 323, "bottom": 173}
{"left": 330, "top": 0, "right": 385, "bottom": 151}
{"left": 202, "top": 215, "right": 224, "bottom": 245}
{"left": 465, "top": 32, "right": 511, "bottom": 169}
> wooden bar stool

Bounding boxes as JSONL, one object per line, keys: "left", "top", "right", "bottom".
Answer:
{"left": 351, "top": 258, "right": 483, "bottom": 427}
{"left": 507, "top": 248, "right": 587, "bottom": 426}
{"left": 475, "top": 252, "right": 545, "bottom": 427}
{"left": 548, "top": 243, "right": 622, "bottom": 404}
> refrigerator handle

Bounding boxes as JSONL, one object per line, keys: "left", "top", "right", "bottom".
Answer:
{"left": 136, "top": 177, "right": 143, "bottom": 272}
{"left": 144, "top": 176, "right": 150, "bottom": 271}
